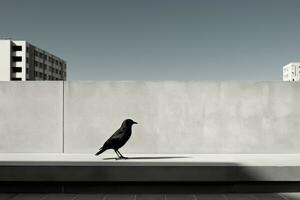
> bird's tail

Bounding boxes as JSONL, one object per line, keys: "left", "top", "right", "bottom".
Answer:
{"left": 95, "top": 147, "right": 106, "bottom": 156}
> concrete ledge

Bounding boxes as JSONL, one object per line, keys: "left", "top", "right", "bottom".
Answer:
{"left": 1, "top": 153, "right": 300, "bottom": 166}
{"left": 0, "top": 154, "right": 300, "bottom": 182}
{"left": 2, "top": 182, "right": 300, "bottom": 193}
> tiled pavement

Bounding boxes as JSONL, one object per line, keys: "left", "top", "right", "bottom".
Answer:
{"left": 0, "top": 193, "right": 300, "bottom": 200}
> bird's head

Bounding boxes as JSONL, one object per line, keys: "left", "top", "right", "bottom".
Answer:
{"left": 122, "top": 119, "right": 138, "bottom": 127}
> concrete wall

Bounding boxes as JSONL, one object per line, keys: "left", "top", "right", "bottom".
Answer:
{"left": 64, "top": 81, "right": 300, "bottom": 154}
{"left": 0, "top": 40, "right": 11, "bottom": 81}
{"left": 1, "top": 81, "right": 300, "bottom": 154}
{"left": 0, "top": 82, "right": 63, "bottom": 153}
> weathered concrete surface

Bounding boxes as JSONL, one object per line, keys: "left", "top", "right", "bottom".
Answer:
{"left": 0, "top": 81, "right": 299, "bottom": 154}
{"left": 0, "top": 82, "right": 63, "bottom": 153}
{"left": 2, "top": 154, "right": 300, "bottom": 182}
{"left": 1, "top": 153, "right": 300, "bottom": 167}
{"left": 64, "top": 81, "right": 300, "bottom": 154}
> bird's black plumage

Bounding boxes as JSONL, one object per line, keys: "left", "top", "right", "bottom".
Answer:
{"left": 95, "top": 119, "right": 138, "bottom": 159}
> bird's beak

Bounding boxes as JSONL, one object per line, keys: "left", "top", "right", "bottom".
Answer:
{"left": 133, "top": 121, "right": 138, "bottom": 124}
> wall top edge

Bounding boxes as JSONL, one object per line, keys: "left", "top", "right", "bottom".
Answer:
{"left": 0, "top": 80, "right": 300, "bottom": 83}
{"left": 62, "top": 80, "right": 289, "bottom": 82}
{"left": 0, "top": 80, "right": 296, "bottom": 83}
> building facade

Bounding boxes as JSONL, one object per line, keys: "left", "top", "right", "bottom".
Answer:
{"left": 0, "top": 39, "right": 66, "bottom": 81}
{"left": 283, "top": 62, "right": 300, "bottom": 81}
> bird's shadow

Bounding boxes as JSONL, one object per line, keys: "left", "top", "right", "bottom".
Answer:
{"left": 103, "top": 156, "right": 190, "bottom": 160}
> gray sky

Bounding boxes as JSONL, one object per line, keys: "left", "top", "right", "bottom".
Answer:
{"left": 1, "top": 0, "right": 300, "bottom": 80}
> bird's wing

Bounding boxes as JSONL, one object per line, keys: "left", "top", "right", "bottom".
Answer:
{"left": 101, "top": 128, "right": 123, "bottom": 149}
{"left": 102, "top": 134, "right": 122, "bottom": 149}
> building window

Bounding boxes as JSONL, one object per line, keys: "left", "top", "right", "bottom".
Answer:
{"left": 11, "top": 77, "right": 22, "bottom": 81}
{"left": 12, "top": 46, "right": 22, "bottom": 51}
{"left": 12, "top": 67, "right": 22, "bottom": 73}
{"left": 12, "top": 56, "right": 22, "bottom": 62}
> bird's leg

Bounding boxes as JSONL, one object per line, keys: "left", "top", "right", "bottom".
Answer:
{"left": 114, "top": 150, "right": 121, "bottom": 160}
{"left": 117, "top": 150, "right": 128, "bottom": 159}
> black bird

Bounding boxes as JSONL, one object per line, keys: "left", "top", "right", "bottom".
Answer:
{"left": 95, "top": 119, "right": 138, "bottom": 159}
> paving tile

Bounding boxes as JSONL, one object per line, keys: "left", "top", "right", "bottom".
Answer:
{"left": 104, "top": 194, "right": 134, "bottom": 200}
{"left": 74, "top": 194, "right": 104, "bottom": 200}
{"left": 253, "top": 194, "right": 285, "bottom": 200}
{"left": 279, "top": 193, "right": 300, "bottom": 200}
{"left": 11, "top": 194, "right": 47, "bottom": 200}
{"left": 1, "top": 193, "right": 297, "bottom": 200}
{"left": 225, "top": 194, "right": 257, "bottom": 200}
{"left": 136, "top": 194, "right": 164, "bottom": 200}
{"left": 166, "top": 194, "right": 195, "bottom": 200}
{"left": 0, "top": 194, "right": 17, "bottom": 200}
{"left": 196, "top": 194, "right": 225, "bottom": 200}
{"left": 43, "top": 194, "right": 78, "bottom": 200}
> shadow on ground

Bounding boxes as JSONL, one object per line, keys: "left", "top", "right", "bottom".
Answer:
{"left": 103, "top": 156, "right": 190, "bottom": 160}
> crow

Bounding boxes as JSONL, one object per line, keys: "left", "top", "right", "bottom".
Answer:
{"left": 95, "top": 119, "right": 138, "bottom": 159}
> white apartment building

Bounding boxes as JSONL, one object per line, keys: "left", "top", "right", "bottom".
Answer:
{"left": 0, "top": 39, "right": 66, "bottom": 81}
{"left": 283, "top": 62, "right": 300, "bottom": 81}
